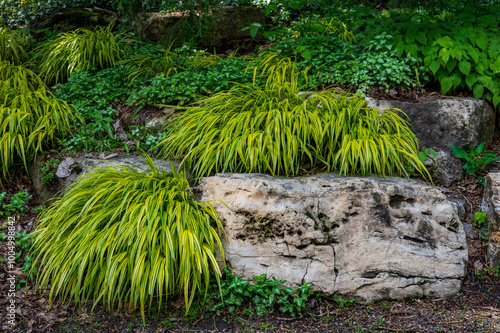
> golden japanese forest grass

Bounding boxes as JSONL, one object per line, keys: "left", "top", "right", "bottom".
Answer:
{"left": 32, "top": 157, "right": 224, "bottom": 321}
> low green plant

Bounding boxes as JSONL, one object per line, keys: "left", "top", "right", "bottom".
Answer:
{"left": 0, "top": 190, "right": 32, "bottom": 218}
{"left": 32, "top": 156, "right": 224, "bottom": 321}
{"left": 451, "top": 142, "right": 500, "bottom": 186}
{"left": 0, "top": 27, "right": 31, "bottom": 63}
{"left": 130, "top": 56, "right": 257, "bottom": 106}
{"left": 160, "top": 60, "right": 428, "bottom": 179}
{"left": 34, "top": 23, "right": 121, "bottom": 83}
{"left": 332, "top": 295, "right": 355, "bottom": 308}
{"left": 476, "top": 266, "right": 500, "bottom": 279}
{"left": 33, "top": 205, "right": 45, "bottom": 214}
{"left": 474, "top": 211, "right": 487, "bottom": 228}
{"left": 39, "top": 158, "right": 60, "bottom": 184}
{"left": 418, "top": 148, "right": 437, "bottom": 163}
{"left": 206, "top": 268, "right": 313, "bottom": 316}
{"left": 54, "top": 65, "right": 142, "bottom": 152}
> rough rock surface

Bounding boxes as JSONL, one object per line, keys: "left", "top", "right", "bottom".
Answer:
{"left": 423, "top": 149, "right": 464, "bottom": 186}
{"left": 30, "top": 155, "right": 185, "bottom": 204}
{"left": 30, "top": 8, "right": 116, "bottom": 32}
{"left": 200, "top": 173, "right": 468, "bottom": 303}
{"left": 366, "top": 97, "right": 494, "bottom": 151}
{"left": 482, "top": 173, "right": 500, "bottom": 232}
{"left": 482, "top": 173, "right": 500, "bottom": 266}
{"left": 141, "top": 6, "right": 265, "bottom": 52}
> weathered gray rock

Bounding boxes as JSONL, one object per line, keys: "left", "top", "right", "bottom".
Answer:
{"left": 200, "top": 173, "right": 468, "bottom": 303}
{"left": 30, "top": 155, "right": 186, "bottom": 204}
{"left": 488, "top": 232, "right": 500, "bottom": 267}
{"left": 482, "top": 172, "right": 500, "bottom": 232}
{"left": 423, "top": 149, "right": 464, "bottom": 186}
{"left": 141, "top": 6, "right": 266, "bottom": 52}
{"left": 366, "top": 97, "right": 494, "bottom": 151}
{"left": 481, "top": 173, "right": 500, "bottom": 267}
{"left": 30, "top": 8, "right": 116, "bottom": 32}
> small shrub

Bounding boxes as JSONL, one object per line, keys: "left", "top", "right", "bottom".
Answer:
{"left": 32, "top": 156, "right": 224, "bottom": 320}
{"left": 160, "top": 60, "right": 428, "bottom": 179}
{"left": 34, "top": 23, "right": 121, "bottom": 83}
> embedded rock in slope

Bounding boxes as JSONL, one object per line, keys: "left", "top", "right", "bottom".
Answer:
{"left": 482, "top": 173, "right": 500, "bottom": 266}
{"left": 199, "top": 173, "right": 468, "bottom": 303}
{"left": 423, "top": 149, "right": 464, "bottom": 186}
{"left": 30, "top": 155, "right": 186, "bottom": 204}
{"left": 365, "top": 97, "right": 494, "bottom": 151}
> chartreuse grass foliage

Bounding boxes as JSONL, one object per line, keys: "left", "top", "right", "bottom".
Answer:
{"left": 32, "top": 157, "right": 224, "bottom": 320}
{"left": 0, "top": 62, "right": 74, "bottom": 176}
{"left": 0, "top": 27, "right": 31, "bottom": 64}
{"left": 160, "top": 59, "right": 427, "bottom": 179}
{"left": 34, "top": 23, "right": 121, "bottom": 83}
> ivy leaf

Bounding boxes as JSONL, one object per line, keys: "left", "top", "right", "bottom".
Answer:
{"left": 458, "top": 61, "right": 471, "bottom": 76}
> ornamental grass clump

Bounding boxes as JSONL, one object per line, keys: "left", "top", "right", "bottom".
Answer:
{"left": 0, "top": 27, "right": 31, "bottom": 64}
{"left": 0, "top": 62, "right": 74, "bottom": 177}
{"left": 34, "top": 23, "right": 121, "bottom": 83}
{"left": 32, "top": 157, "right": 224, "bottom": 320}
{"left": 160, "top": 59, "right": 428, "bottom": 179}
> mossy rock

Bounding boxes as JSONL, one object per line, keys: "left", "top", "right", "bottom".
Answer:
{"left": 30, "top": 8, "right": 116, "bottom": 32}
{"left": 141, "top": 6, "right": 266, "bottom": 53}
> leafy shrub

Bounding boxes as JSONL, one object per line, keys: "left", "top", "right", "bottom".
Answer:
{"left": 32, "top": 157, "right": 224, "bottom": 319}
{"left": 34, "top": 24, "right": 121, "bottom": 83}
{"left": 0, "top": 62, "right": 74, "bottom": 176}
{"left": 355, "top": 7, "right": 500, "bottom": 107}
{"left": 319, "top": 33, "right": 429, "bottom": 90}
{"left": 0, "top": 27, "right": 31, "bottom": 63}
{"left": 160, "top": 60, "right": 427, "bottom": 178}
{"left": 206, "top": 269, "right": 313, "bottom": 316}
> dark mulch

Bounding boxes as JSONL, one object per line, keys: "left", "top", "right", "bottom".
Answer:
{"left": 1, "top": 139, "right": 500, "bottom": 333}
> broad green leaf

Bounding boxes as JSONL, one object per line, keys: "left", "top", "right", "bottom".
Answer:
{"left": 440, "top": 77, "right": 452, "bottom": 94}
{"left": 429, "top": 60, "right": 441, "bottom": 75}
{"left": 473, "top": 83, "right": 484, "bottom": 99}
{"left": 451, "top": 145, "right": 469, "bottom": 159}
{"left": 458, "top": 61, "right": 471, "bottom": 76}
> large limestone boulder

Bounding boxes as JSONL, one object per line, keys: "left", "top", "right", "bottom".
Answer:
{"left": 200, "top": 173, "right": 468, "bottom": 303}
{"left": 30, "top": 155, "right": 185, "bottom": 204}
{"left": 366, "top": 97, "right": 494, "bottom": 151}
